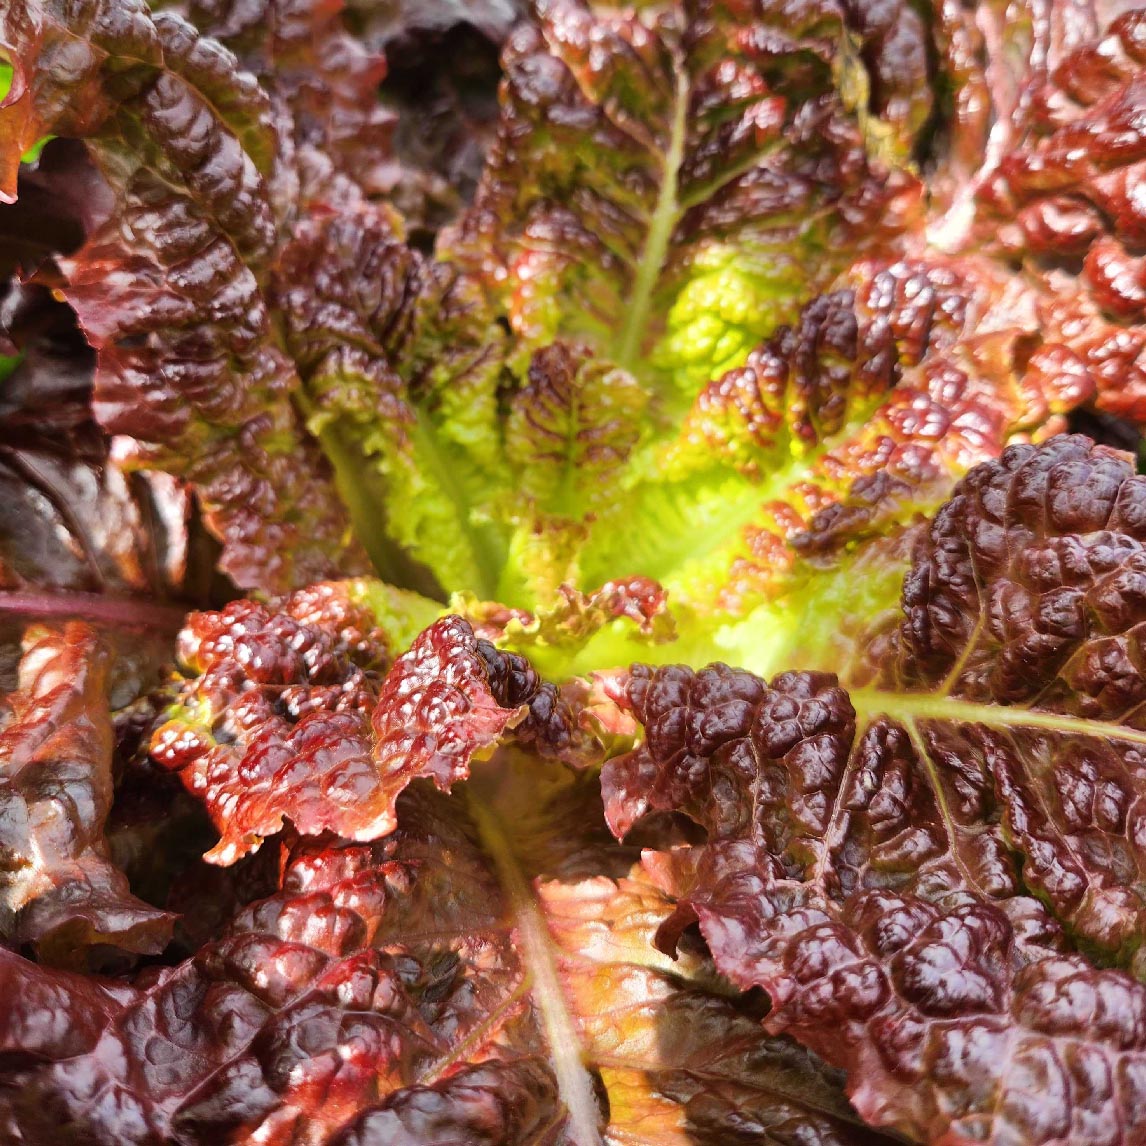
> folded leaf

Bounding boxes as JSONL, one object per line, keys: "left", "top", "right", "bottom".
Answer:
{"left": 154, "top": 596, "right": 600, "bottom": 862}
{"left": 175, "top": 0, "right": 396, "bottom": 207}
{"left": 937, "top": 7, "right": 1146, "bottom": 424}
{"left": 153, "top": 582, "right": 398, "bottom": 863}
{"left": 605, "top": 435, "right": 1146, "bottom": 1144}
{"left": 572, "top": 255, "right": 1092, "bottom": 674}
{"left": 0, "top": 279, "right": 216, "bottom": 607}
{"left": 271, "top": 205, "right": 508, "bottom": 596}
{"left": 0, "top": 758, "right": 898, "bottom": 1145}
{"left": 0, "top": 622, "right": 173, "bottom": 966}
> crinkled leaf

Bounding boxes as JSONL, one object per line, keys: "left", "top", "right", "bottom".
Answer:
{"left": 934, "top": 7, "right": 1146, "bottom": 423}
{"left": 173, "top": 0, "right": 397, "bottom": 208}
{"left": 443, "top": 0, "right": 924, "bottom": 395}
{"left": 0, "top": 0, "right": 368, "bottom": 592}
{"left": 271, "top": 205, "right": 508, "bottom": 598}
{"left": 568, "top": 254, "right": 1091, "bottom": 675}
{"left": 604, "top": 435, "right": 1146, "bottom": 1145}
{"left": 0, "top": 622, "right": 173, "bottom": 966}
{"left": 152, "top": 582, "right": 395, "bottom": 864}
{"left": 153, "top": 601, "right": 593, "bottom": 863}
{"left": 0, "top": 756, "right": 897, "bottom": 1145}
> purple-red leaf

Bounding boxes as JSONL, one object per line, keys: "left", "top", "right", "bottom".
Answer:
{"left": 0, "top": 764, "right": 895, "bottom": 1145}
{"left": 153, "top": 606, "right": 589, "bottom": 863}
{"left": 606, "top": 437, "right": 1146, "bottom": 1145}
{"left": 0, "top": 0, "right": 368, "bottom": 592}
{"left": 0, "top": 622, "right": 173, "bottom": 966}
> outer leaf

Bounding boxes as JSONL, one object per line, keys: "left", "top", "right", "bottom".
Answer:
{"left": 0, "top": 622, "right": 173, "bottom": 966}
{"left": 0, "top": 0, "right": 367, "bottom": 591}
{"left": 153, "top": 600, "right": 595, "bottom": 863}
{"left": 937, "top": 7, "right": 1146, "bottom": 423}
{"left": 0, "top": 757, "right": 897, "bottom": 1145}
{"left": 153, "top": 583, "right": 394, "bottom": 864}
{"left": 604, "top": 436, "right": 1146, "bottom": 1145}
{"left": 174, "top": 0, "right": 396, "bottom": 207}
{"left": 443, "top": 0, "right": 924, "bottom": 395}
{"left": 0, "top": 279, "right": 216, "bottom": 608}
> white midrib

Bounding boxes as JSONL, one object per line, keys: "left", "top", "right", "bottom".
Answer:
{"left": 612, "top": 66, "right": 690, "bottom": 373}
{"left": 469, "top": 798, "right": 604, "bottom": 1146}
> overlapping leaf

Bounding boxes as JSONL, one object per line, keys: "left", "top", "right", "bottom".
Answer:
{"left": 442, "top": 0, "right": 925, "bottom": 393}
{"left": 0, "top": 0, "right": 370, "bottom": 592}
{"left": 270, "top": 205, "right": 507, "bottom": 597}
{"left": 153, "top": 594, "right": 609, "bottom": 863}
{"left": 603, "top": 436, "right": 1146, "bottom": 1145}
{"left": 3, "top": 6, "right": 1146, "bottom": 1145}
{"left": 0, "top": 279, "right": 215, "bottom": 609}
{"left": 935, "top": 7, "right": 1146, "bottom": 423}
{"left": 0, "top": 755, "right": 898, "bottom": 1145}
{"left": 565, "top": 253, "right": 1092, "bottom": 675}
{"left": 4, "top": 0, "right": 1132, "bottom": 647}
{"left": 432, "top": 0, "right": 1146, "bottom": 668}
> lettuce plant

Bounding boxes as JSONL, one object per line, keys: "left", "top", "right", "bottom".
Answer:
{"left": 3, "top": 1, "right": 1146, "bottom": 1143}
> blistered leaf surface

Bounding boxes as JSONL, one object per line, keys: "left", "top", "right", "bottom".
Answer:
{"left": 0, "top": 759, "right": 897, "bottom": 1145}
{"left": 0, "top": 0, "right": 368, "bottom": 591}
{"left": 153, "top": 602, "right": 596, "bottom": 863}
{"left": 605, "top": 436, "right": 1146, "bottom": 1145}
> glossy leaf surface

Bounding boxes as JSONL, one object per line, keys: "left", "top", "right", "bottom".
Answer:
{"left": 604, "top": 437, "right": 1146, "bottom": 1145}
{"left": 0, "top": 761, "right": 895, "bottom": 1145}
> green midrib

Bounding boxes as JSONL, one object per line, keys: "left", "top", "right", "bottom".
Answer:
{"left": 408, "top": 409, "right": 504, "bottom": 599}
{"left": 582, "top": 392, "right": 887, "bottom": 590}
{"left": 612, "top": 67, "right": 690, "bottom": 372}
{"left": 295, "top": 396, "right": 401, "bottom": 582}
{"left": 850, "top": 688, "right": 1146, "bottom": 747}
{"left": 469, "top": 794, "right": 605, "bottom": 1146}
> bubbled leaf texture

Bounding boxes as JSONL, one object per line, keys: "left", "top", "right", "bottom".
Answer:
{"left": 4, "top": 4, "right": 1146, "bottom": 1145}
{"left": 154, "top": 601, "right": 589, "bottom": 864}
{"left": 578, "top": 253, "right": 1094, "bottom": 624}
{"left": 442, "top": 0, "right": 924, "bottom": 388}
{"left": 956, "top": 9, "right": 1146, "bottom": 427}
{"left": 5, "top": 0, "right": 1142, "bottom": 631}
{"left": 0, "top": 763, "right": 899, "bottom": 1145}
{"left": 0, "top": 0, "right": 369, "bottom": 592}
{"left": 603, "top": 437, "right": 1146, "bottom": 1145}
